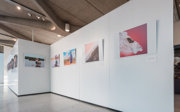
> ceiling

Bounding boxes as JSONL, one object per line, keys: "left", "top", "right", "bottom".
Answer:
{"left": 175, "top": 0, "right": 180, "bottom": 21}
{"left": 0, "top": 0, "right": 129, "bottom": 49}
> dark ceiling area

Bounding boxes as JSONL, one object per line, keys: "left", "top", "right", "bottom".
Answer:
{"left": 175, "top": 0, "right": 180, "bottom": 21}
{"left": 0, "top": 0, "right": 129, "bottom": 48}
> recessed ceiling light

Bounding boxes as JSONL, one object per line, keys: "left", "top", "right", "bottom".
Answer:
{"left": 27, "top": 13, "right": 32, "bottom": 17}
{"left": 16, "top": 6, "right": 21, "bottom": 10}
{"left": 57, "top": 35, "right": 61, "bottom": 37}
{"left": 51, "top": 26, "right": 56, "bottom": 31}
{"left": 36, "top": 16, "right": 40, "bottom": 19}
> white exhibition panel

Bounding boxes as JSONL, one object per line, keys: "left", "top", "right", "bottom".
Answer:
{"left": 50, "top": 0, "right": 173, "bottom": 112}
{"left": 8, "top": 41, "right": 19, "bottom": 95}
{"left": 0, "top": 53, "right": 3, "bottom": 84}
{"left": 4, "top": 46, "right": 13, "bottom": 84}
{"left": 18, "top": 39, "right": 50, "bottom": 95}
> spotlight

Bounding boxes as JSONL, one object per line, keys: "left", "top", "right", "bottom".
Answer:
{"left": 51, "top": 26, "right": 56, "bottom": 31}
{"left": 13, "top": 38, "right": 17, "bottom": 41}
{"left": 57, "top": 35, "right": 61, "bottom": 37}
{"left": 36, "top": 16, "right": 40, "bottom": 19}
{"left": 42, "top": 17, "right": 45, "bottom": 21}
{"left": 16, "top": 6, "right": 21, "bottom": 10}
{"left": 65, "top": 23, "right": 70, "bottom": 32}
{"left": 27, "top": 13, "right": 32, "bottom": 17}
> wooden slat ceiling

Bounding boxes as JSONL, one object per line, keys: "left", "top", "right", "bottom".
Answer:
{"left": 0, "top": 46, "right": 4, "bottom": 53}
{"left": 175, "top": 0, "right": 180, "bottom": 21}
{"left": 0, "top": 0, "right": 129, "bottom": 46}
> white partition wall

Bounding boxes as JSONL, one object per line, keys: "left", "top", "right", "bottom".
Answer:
{"left": 18, "top": 39, "right": 50, "bottom": 95}
{"left": 8, "top": 41, "right": 19, "bottom": 94}
{"left": 50, "top": 0, "right": 174, "bottom": 112}
{"left": 4, "top": 46, "right": 13, "bottom": 84}
{"left": 0, "top": 53, "right": 4, "bottom": 84}
{"left": 8, "top": 39, "right": 50, "bottom": 95}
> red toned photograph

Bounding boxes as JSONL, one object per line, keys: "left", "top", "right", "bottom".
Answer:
{"left": 119, "top": 24, "right": 147, "bottom": 57}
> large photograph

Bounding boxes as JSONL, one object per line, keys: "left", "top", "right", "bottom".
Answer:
{"left": 51, "top": 54, "right": 60, "bottom": 67}
{"left": 119, "top": 23, "right": 147, "bottom": 57}
{"left": 63, "top": 49, "right": 76, "bottom": 65}
{"left": 85, "top": 41, "right": 99, "bottom": 62}
{"left": 7, "top": 54, "right": 18, "bottom": 71}
{"left": 24, "top": 54, "right": 45, "bottom": 67}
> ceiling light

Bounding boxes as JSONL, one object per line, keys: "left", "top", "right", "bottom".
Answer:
{"left": 42, "top": 17, "right": 45, "bottom": 21}
{"left": 27, "top": 13, "right": 32, "bottom": 17}
{"left": 36, "top": 16, "right": 40, "bottom": 19}
{"left": 13, "top": 38, "right": 17, "bottom": 41}
{"left": 57, "top": 35, "right": 61, "bottom": 37}
{"left": 16, "top": 6, "right": 21, "bottom": 10}
{"left": 51, "top": 26, "right": 56, "bottom": 31}
{"left": 65, "top": 23, "right": 70, "bottom": 32}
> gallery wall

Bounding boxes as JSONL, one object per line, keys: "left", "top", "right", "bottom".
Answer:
{"left": 50, "top": 0, "right": 174, "bottom": 112}
{"left": 18, "top": 39, "right": 50, "bottom": 95}
{"left": 0, "top": 53, "right": 3, "bottom": 84}
{"left": 4, "top": 46, "right": 12, "bottom": 84}
{"left": 8, "top": 41, "right": 19, "bottom": 94}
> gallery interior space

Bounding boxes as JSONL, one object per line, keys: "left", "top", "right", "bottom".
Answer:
{"left": 0, "top": 0, "right": 177, "bottom": 112}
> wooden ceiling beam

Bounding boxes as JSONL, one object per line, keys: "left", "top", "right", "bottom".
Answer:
{"left": 0, "top": 42, "right": 13, "bottom": 48}
{"left": 0, "top": 15, "right": 54, "bottom": 32}
{"left": 0, "top": 46, "right": 3, "bottom": 53}
{"left": 34, "top": 0, "right": 69, "bottom": 36}
{"left": 175, "top": 0, "right": 180, "bottom": 20}
{"left": 0, "top": 23, "right": 31, "bottom": 40}
{"left": 0, "top": 39, "right": 15, "bottom": 45}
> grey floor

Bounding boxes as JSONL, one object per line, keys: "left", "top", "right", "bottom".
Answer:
{"left": 0, "top": 85, "right": 117, "bottom": 112}
{"left": 175, "top": 94, "right": 180, "bottom": 112}
{"left": 1, "top": 85, "right": 180, "bottom": 112}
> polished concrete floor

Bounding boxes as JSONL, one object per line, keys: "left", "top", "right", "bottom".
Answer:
{"left": 0, "top": 85, "right": 117, "bottom": 112}
{"left": 1, "top": 85, "right": 180, "bottom": 112}
{"left": 175, "top": 94, "right": 180, "bottom": 112}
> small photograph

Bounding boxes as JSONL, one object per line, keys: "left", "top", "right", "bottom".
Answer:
{"left": 14, "top": 55, "right": 17, "bottom": 68}
{"left": 7, "top": 54, "right": 18, "bottom": 71}
{"left": 51, "top": 54, "right": 60, "bottom": 67}
{"left": 85, "top": 41, "right": 99, "bottom": 63}
{"left": 119, "top": 23, "right": 147, "bottom": 57}
{"left": 63, "top": 49, "right": 76, "bottom": 65}
{"left": 24, "top": 54, "right": 45, "bottom": 67}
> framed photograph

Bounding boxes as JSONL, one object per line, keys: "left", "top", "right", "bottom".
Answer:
{"left": 24, "top": 54, "right": 45, "bottom": 67}
{"left": 85, "top": 41, "right": 99, "bottom": 63}
{"left": 63, "top": 49, "right": 76, "bottom": 65}
{"left": 7, "top": 54, "right": 18, "bottom": 71}
{"left": 119, "top": 23, "right": 147, "bottom": 57}
{"left": 51, "top": 54, "right": 60, "bottom": 67}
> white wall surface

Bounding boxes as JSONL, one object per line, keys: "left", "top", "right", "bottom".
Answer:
{"left": 174, "top": 21, "right": 180, "bottom": 45}
{"left": 0, "top": 53, "right": 3, "bottom": 84}
{"left": 7, "top": 41, "right": 19, "bottom": 95}
{"left": 18, "top": 39, "right": 50, "bottom": 95}
{"left": 50, "top": 0, "right": 174, "bottom": 112}
{"left": 4, "top": 46, "right": 12, "bottom": 84}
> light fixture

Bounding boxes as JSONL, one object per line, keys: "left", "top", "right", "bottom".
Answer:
{"left": 27, "top": 13, "right": 32, "bottom": 17}
{"left": 57, "top": 35, "right": 61, "bottom": 37}
{"left": 42, "top": 17, "right": 45, "bottom": 21}
{"left": 36, "top": 16, "right": 40, "bottom": 19}
{"left": 13, "top": 38, "right": 17, "bottom": 41}
{"left": 65, "top": 23, "right": 70, "bottom": 32}
{"left": 16, "top": 6, "right": 21, "bottom": 10}
{"left": 51, "top": 26, "right": 56, "bottom": 31}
